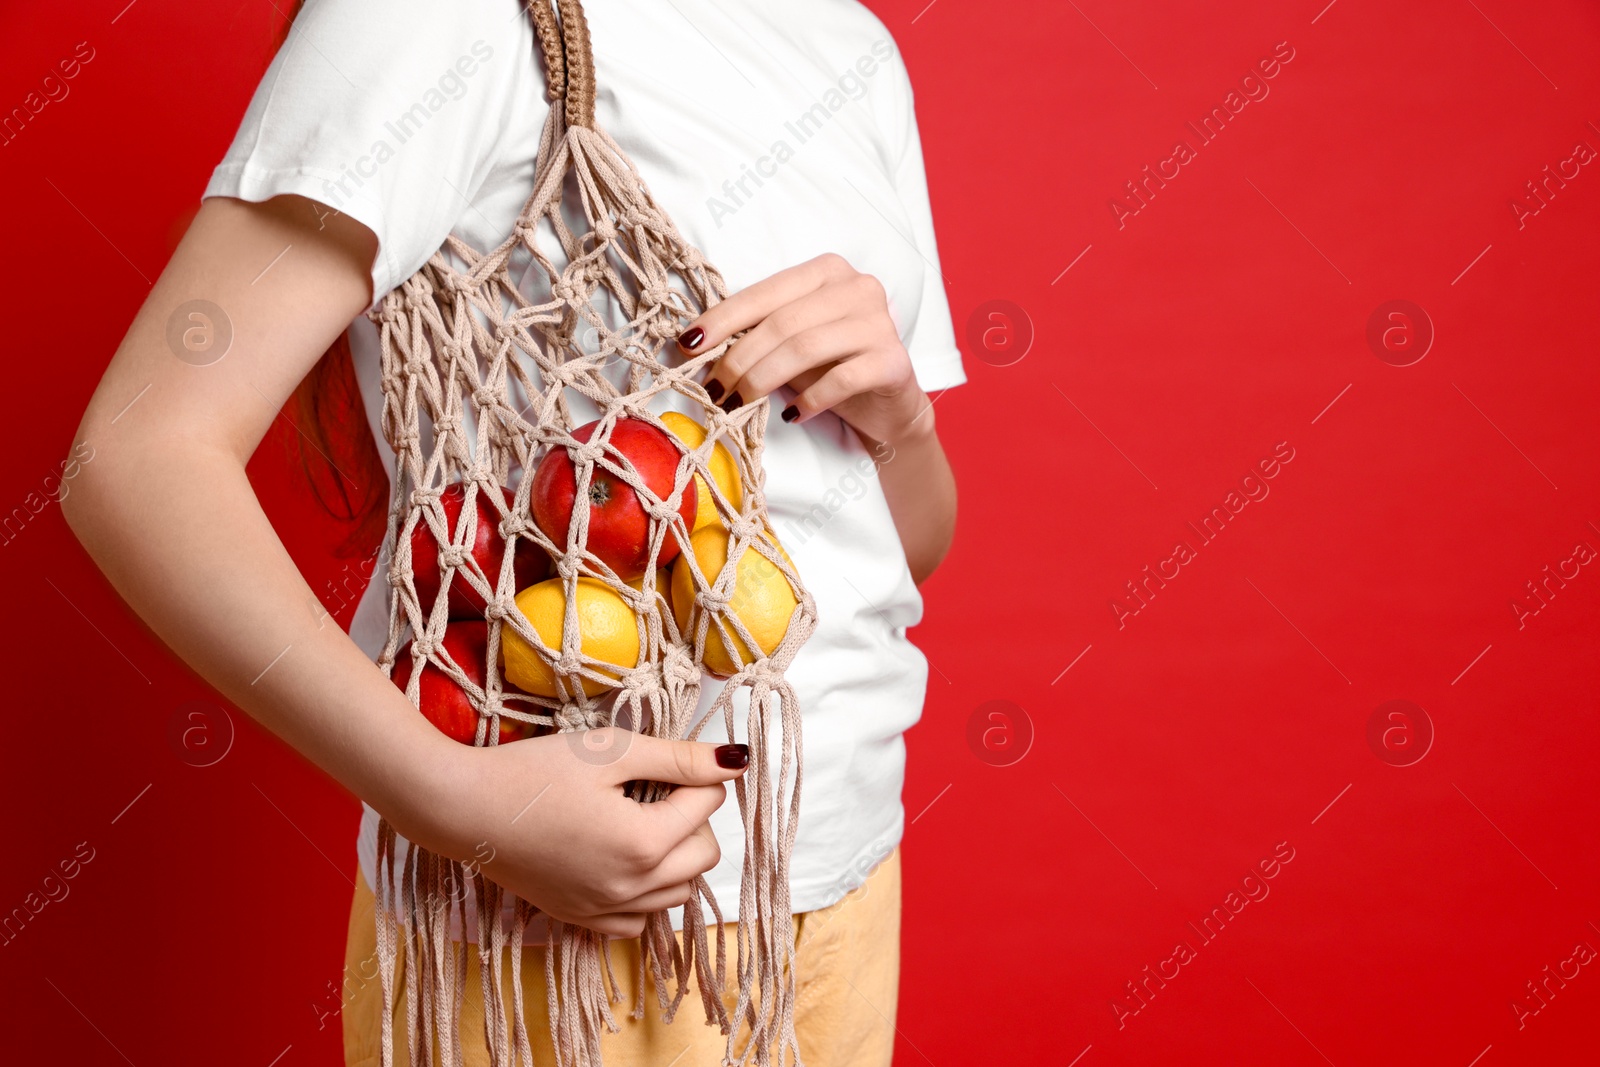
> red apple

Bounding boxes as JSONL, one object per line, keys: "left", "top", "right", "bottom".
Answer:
{"left": 392, "top": 623, "right": 543, "bottom": 746}
{"left": 531, "top": 417, "right": 696, "bottom": 579}
{"left": 411, "top": 484, "right": 548, "bottom": 619}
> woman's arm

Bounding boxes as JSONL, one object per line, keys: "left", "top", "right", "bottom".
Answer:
{"left": 860, "top": 408, "right": 957, "bottom": 586}
{"left": 63, "top": 194, "right": 744, "bottom": 937}
{"left": 679, "top": 253, "right": 957, "bottom": 583}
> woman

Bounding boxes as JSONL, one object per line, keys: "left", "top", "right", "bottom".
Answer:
{"left": 63, "top": 0, "right": 961, "bottom": 1062}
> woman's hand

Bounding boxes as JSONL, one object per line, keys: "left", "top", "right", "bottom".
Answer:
{"left": 679, "top": 253, "right": 933, "bottom": 449}
{"left": 401, "top": 730, "right": 748, "bottom": 939}
{"left": 676, "top": 252, "right": 958, "bottom": 583}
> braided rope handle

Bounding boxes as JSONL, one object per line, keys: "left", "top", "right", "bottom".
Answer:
{"left": 527, "top": 0, "right": 597, "bottom": 130}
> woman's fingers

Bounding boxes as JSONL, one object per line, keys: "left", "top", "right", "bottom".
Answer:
{"left": 608, "top": 881, "right": 696, "bottom": 914}
{"left": 589, "top": 824, "right": 719, "bottom": 914}
{"left": 676, "top": 253, "right": 853, "bottom": 356}
{"left": 790, "top": 351, "right": 917, "bottom": 425}
{"left": 608, "top": 732, "right": 748, "bottom": 787}
{"left": 580, "top": 913, "right": 648, "bottom": 939}
{"left": 727, "top": 319, "right": 877, "bottom": 409}
{"left": 648, "top": 823, "right": 722, "bottom": 886}
{"left": 635, "top": 782, "right": 729, "bottom": 848}
{"left": 604, "top": 827, "right": 719, "bottom": 909}
{"left": 704, "top": 278, "right": 865, "bottom": 398}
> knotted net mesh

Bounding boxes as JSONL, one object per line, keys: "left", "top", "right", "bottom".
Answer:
{"left": 365, "top": 2, "right": 815, "bottom": 1063}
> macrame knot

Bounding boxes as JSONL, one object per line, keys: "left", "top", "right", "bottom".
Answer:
{"left": 570, "top": 440, "right": 608, "bottom": 466}
{"left": 495, "top": 322, "right": 519, "bottom": 343}
{"left": 554, "top": 556, "right": 582, "bottom": 581}
{"left": 498, "top": 512, "right": 531, "bottom": 539}
{"left": 617, "top": 665, "right": 660, "bottom": 702}
{"left": 742, "top": 657, "right": 782, "bottom": 685}
{"left": 409, "top": 486, "right": 442, "bottom": 509}
{"left": 661, "top": 642, "right": 700, "bottom": 689}
{"left": 438, "top": 544, "right": 471, "bottom": 570}
{"left": 695, "top": 586, "right": 731, "bottom": 614}
{"left": 621, "top": 583, "right": 655, "bottom": 615}
{"left": 556, "top": 647, "right": 585, "bottom": 682}
{"left": 576, "top": 255, "right": 607, "bottom": 287}
{"left": 645, "top": 498, "right": 681, "bottom": 524}
{"left": 727, "top": 518, "right": 763, "bottom": 544}
{"left": 553, "top": 703, "right": 592, "bottom": 732}
{"left": 484, "top": 595, "right": 516, "bottom": 622}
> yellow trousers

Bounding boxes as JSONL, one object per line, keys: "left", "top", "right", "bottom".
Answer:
{"left": 341, "top": 848, "right": 902, "bottom": 1067}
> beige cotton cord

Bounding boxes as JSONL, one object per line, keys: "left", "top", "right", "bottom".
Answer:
{"left": 367, "top": 1, "right": 815, "bottom": 1065}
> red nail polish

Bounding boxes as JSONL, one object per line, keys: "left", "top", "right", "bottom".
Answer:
{"left": 781, "top": 405, "right": 799, "bottom": 423}
{"left": 715, "top": 744, "right": 749, "bottom": 769}
{"left": 678, "top": 326, "right": 705, "bottom": 350}
{"left": 705, "top": 379, "right": 725, "bottom": 402}
{"left": 719, "top": 390, "right": 743, "bottom": 413}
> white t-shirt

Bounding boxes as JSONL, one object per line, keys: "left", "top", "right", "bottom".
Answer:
{"left": 204, "top": 0, "right": 965, "bottom": 936}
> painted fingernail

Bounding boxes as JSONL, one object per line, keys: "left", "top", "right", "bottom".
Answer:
{"left": 719, "top": 390, "right": 743, "bottom": 413}
{"left": 781, "top": 404, "right": 799, "bottom": 423}
{"left": 678, "top": 326, "right": 705, "bottom": 351}
{"left": 714, "top": 743, "right": 749, "bottom": 769}
{"left": 704, "top": 379, "right": 725, "bottom": 402}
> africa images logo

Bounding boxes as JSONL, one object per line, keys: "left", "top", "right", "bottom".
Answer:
{"left": 705, "top": 39, "right": 898, "bottom": 227}
{"left": 1107, "top": 41, "right": 1297, "bottom": 229}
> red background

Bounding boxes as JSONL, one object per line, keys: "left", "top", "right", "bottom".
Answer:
{"left": 3, "top": 1, "right": 1598, "bottom": 1063}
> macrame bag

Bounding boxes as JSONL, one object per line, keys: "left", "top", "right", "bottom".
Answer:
{"left": 366, "top": 1, "right": 815, "bottom": 1063}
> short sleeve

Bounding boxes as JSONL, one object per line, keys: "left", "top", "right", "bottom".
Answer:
{"left": 202, "top": 0, "right": 527, "bottom": 312}
{"left": 883, "top": 53, "right": 966, "bottom": 393}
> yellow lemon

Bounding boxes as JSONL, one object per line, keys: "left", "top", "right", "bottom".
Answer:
{"left": 660, "top": 411, "right": 743, "bottom": 532}
{"left": 672, "top": 526, "right": 798, "bottom": 677}
{"left": 501, "top": 577, "right": 640, "bottom": 697}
